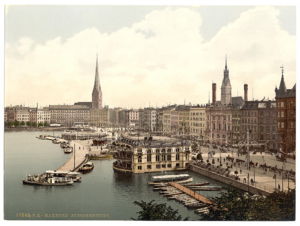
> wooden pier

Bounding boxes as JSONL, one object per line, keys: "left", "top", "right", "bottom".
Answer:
{"left": 57, "top": 140, "right": 90, "bottom": 172}
{"left": 169, "top": 182, "right": 214, "bottom": 205}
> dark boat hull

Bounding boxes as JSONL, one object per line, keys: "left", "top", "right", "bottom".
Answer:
{"left": 22, "top": 180, "right": 73, "bottom": 186}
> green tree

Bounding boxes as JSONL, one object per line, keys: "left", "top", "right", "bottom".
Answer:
{"left": 44, "top": 122, "right": 49, "bottom": 127}
{"left": 32, "top": 122, "right": 37, "bottom": 127}
{"left": 38, "top": 122, "right": 43, "bottom": 127}
{"left": 132, "top": 200, "right": 188, "bottom": 220}
{"left": 20, "top": 121, "right": 25, "bottom": 126}
{"left": 26, "top": 121, "right": 31, "bottom": 127}
{"left": 196, "top": 153, "right": 203, "bottom": 161}
{"left": 201, "top": 189, "right": 295, "bottom": 221}
{"left": 13, "top": 120, "right": 20, "bottom": 127}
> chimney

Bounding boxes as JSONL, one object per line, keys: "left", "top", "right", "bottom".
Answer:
{"left": 212, "top": 83, "right": 216, "bottom": 105}
{"left": 244, "top": 84, "right": 248, "bottom": 102}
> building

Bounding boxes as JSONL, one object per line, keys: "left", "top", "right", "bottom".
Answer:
{"left": 90, "top": 108, "right": 109, "bottom": 127}
{"left": 29, "top": 108, "right": 37, "bottom": 123}
{"left": 176, "top": 105, "right": 190, "bottom": 136}
{"left": 240, "top": 100, "right": 278, "bottom": 150}
{"left": 15, "top": 107, "right": 30, "bottom": 122}
{"left": 140, "top": 108, "right": 157, "bottom": 132}
{"left": 49, "top": 105, "right": 90, "bottom": 126}
{"left": 189, "top": 106, "right": 206, "bottom": 140}
{"left": 37, "top": 108, "right": 51, "bottom": 124}
{"left": 128, "top": 109, "right": 140, "bottom": 128}
{"left": 205, "top": 59, "right": 244, "bottom": 145}
{"left": 92, "top": 56, "right": 103, "bottom": 109}
{"left": 275, "top": 67, "right": 296, "bottom": 153}
{"left": 113, "top": 135, "right": 191, "bottom": 173}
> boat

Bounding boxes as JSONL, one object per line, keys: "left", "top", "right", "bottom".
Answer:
{"left": 78, "top": 162, "right": 94, "bottom": 173}
{"left": 22, "top": 172, "right": 74, "bottom": 186}
{"left": 64, "top": 147, "right": 73, "bottom": 154}
{"left": 36, "top": 135, "right": 47, "bottom": 140}
{"left": 149, "top": 174, "right": 193, "bottom": 184}
{"left": 60, "top": 142, "right": 69, "bottom": 148}
{"left": 45, "top": 170, "right": 81, "bottom": 182}
{"left": 52, "top": 139, "right": 60, "bottom": 144}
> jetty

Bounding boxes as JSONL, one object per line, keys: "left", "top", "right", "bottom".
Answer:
{"left": 57, "top": 140, "right": 90, "bottom": 172}
{"left": 169, "top": 182, "right": 213, "bottom": 205}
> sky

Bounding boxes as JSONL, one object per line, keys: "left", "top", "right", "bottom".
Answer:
{"left": 4, "top": 5, "right": 296, "bottom": 108}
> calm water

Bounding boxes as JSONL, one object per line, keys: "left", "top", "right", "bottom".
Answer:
{"left": 4, "top": 131, "right": 225, "bottom": 220}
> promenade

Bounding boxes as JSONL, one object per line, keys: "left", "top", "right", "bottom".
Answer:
{"left": 197, "top": 146, "right": 295, "bottom": 193}
{"left": 57, "top": 140, "right": 91, "bottom": 172}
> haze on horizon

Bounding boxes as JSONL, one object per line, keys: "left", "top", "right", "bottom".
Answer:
{"left": 5, "top": 5, "right": 296, "bottom": 109}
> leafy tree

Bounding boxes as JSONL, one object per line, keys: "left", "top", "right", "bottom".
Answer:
{"left": 20, "top": 121, "right": 25, "bottom": 126}
{"left": 44, "top": 122, "right": 49, "bottom": 127}
{"left": 38, "top": 122, "right": 43, "bottom": 127}
{"left": 32, "top": 122, "right": 37, "bottom": 127}
{"left": 26, "top": 121, "right": 31, "bottom": 127}
{"left": 13, "top": 120, "right": 20, "bottom": 127}
{"left": 196, "top": 153, "right": 203, "bottom": 161}
{"left": 132, "top": 200, "right": 188, "bottom": 221}
{"left": 201, "top": 189, "right": 295, "bottom": 221}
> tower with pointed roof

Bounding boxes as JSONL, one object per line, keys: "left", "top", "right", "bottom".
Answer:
{"left": 221, "top": 56, "right": 232, "bottom": 105}
{"left": 92, "top": 55, "right": 102, "bottom": 109}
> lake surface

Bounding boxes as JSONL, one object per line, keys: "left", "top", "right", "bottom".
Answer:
{"left": 4, "top": 131, "right": 226, "bottom": 220}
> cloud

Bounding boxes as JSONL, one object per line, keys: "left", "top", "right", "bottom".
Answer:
{"left": 5, "top": 6, "right": 296, "bottom": 108}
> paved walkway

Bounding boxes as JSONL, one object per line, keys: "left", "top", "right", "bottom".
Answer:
{"left": 198, "top": 146, "right": 295, "bottom": 192}
{"left": 57, "top": 140, "right": 91, "bottom": 172}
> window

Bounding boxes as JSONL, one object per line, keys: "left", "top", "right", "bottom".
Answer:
{"left": 167, "top": 154, "right": 171, "bottom": 161}
{"left": 176, "top": 163, "right": 180, "bottom": 168}
{"left": 138, "top": 166, "right": 142, "bottom": 170}
{"left": 156, "top": 164, "right": 161, "bottom": 169}
{"left": 176, "top": 154, "right": 180, "bottom": 160}
{"left": 147, "top": 165, "right": 152, "bottom": 169}
{"left": 167, "top": 164, "right": 172, "bottom": 168}
{"left": 147, "top": 154, "right": 151, "bottom": 162}
{"left": 162, "top": 164, "right": 166, "bottom": 168}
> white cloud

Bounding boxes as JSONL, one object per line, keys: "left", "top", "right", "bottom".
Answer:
{"left": 5, "top": 6, "right": 296, "bottom": 108}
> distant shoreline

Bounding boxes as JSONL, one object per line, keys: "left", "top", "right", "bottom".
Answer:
{"left": 4, "top": 127, "right": 67, "bottom": 132}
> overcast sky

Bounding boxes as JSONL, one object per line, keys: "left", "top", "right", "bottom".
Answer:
{"left": 5, "top": 5, "right": 296, "bottom": 108}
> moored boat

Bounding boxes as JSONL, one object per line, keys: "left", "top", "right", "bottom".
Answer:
{"left": 64, "top": 147, "right": 73, "bottom": 154}
{"left": 78, "top": 162, "right": 94, "bottom": 173}
{"left": 22, "top": 173, "right": 74, "bottom": 186}
{"left": 148, "top": 174, "right": 193, "bottom": 185}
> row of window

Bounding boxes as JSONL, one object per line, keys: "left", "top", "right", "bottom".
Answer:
{"left": 137, "top": 163, "right": 180, "bottom": 170}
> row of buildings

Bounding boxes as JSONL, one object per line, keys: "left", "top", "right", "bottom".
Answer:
{"left": 4, "top": 58, "right": 295, "bottom": 153}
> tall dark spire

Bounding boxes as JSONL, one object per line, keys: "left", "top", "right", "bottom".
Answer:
{"left": 279, "top": 65, "right": 286, "bottom": 93}
{"left": 92, "top": 54, "right": 102, "bottom": 109}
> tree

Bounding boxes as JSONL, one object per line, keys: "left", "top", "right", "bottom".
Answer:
{"left": 44, "top": 122, "right": 49, "bottom": 127}
{"left": 201, "top": 189, "right": 295, "bottom": 221}
{"left": 26, "top": 121, "right": 31, "bottom": 127}
{"left": 38, "top": 122, "right": 43, "bottom": 127}
{"left": 13, "top": 120, "right": 20, "bottom": 127}
{"left": 132, "top": 200, "right": 188, "bottom": 220}
{"left": 196, "top": 153, "right": 203, "bottom": 161}
{"left": 20, "top": 121, "right": 25, "bottom": 126}
{"left": 32, "top": 122, "right": 37, "bottom": 127}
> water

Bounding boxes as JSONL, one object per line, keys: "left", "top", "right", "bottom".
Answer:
{"left": 4, "top": 131, "right": 225, "bottom": 220}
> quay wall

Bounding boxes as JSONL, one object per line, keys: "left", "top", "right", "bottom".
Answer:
{"left": 189, "top": 164, "right": 271, "bottom": 196}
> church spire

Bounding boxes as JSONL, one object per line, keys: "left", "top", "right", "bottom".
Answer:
{"left": 92, "top": 54, "right": 102, "bottom": 109}
{"left": 221, "top": 55, "right": 232, "bottom": 105}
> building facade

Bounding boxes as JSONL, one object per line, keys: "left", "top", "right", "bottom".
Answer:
{"left": 49, "top": 105, "right": 90, "bottom": 126}
{"left": 113, "top": 135, "right": 191, "bottom": 173}
{"left": 275, "top": 68, "right": 296, "bottom": 153}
